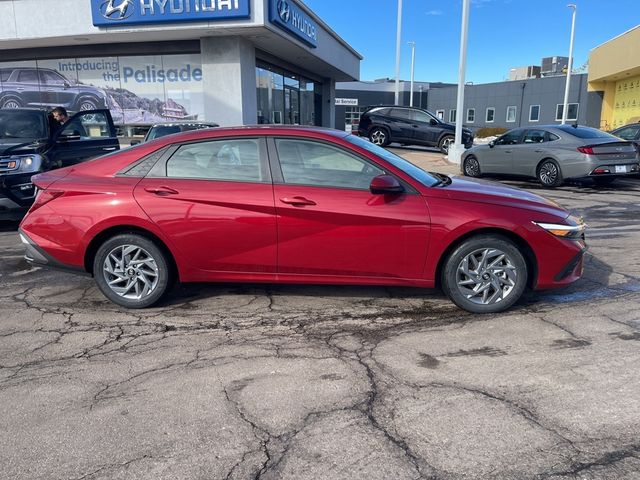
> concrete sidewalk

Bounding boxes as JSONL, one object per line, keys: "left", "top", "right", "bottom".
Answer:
{"left": 388, "top": 146, "right": 461, "bottom": 176}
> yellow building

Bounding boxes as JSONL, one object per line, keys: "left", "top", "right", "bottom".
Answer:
{"left": 588, "top": 25, "right": 640, "bottom": 131}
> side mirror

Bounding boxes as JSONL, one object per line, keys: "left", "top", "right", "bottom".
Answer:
{"left": 130, "top": 139, "right": 141, "bottom": 146}
{"left": 370, "top": 174, "right": 404, "bottom": 195}
{"left": 489, "top": 140, "right": 495, "bottom": 148}
{"left": 63, "top": 81, "right": 71, "bottom": 89}
{"left": 429, "top": 119, "right": 438, "bottom": 126}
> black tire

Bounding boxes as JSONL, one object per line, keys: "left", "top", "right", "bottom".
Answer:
{"left": 438, "top": 135, "right": 454, "bottom": 154}
{"left": 537, "top": 159, "right": 563, "bottom": 188}
{"left": 1, "top": 95, "right": 23, "bottom": 109}
{"left": 593, "top": 177, "right": 616, "bottom": 187}
{"left": 93, "top": 233, "right": 172, "bottom": 308}
{"left": 369, "top": 127, "right": 390, "bottom": 147}
{"left": 463, "top": 155, "right": 481, "bottom": 177}
{"left": 441, "top": 235, "right": 528, "bottom": 314}
{"left": 75, "top": 96, "right": 100, "bottom": 112}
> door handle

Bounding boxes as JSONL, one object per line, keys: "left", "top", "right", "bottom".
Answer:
{"left": 144, "top": 186, "right": 179, "bottom": 196}
{"left": 102, "top": 146, "right": 118, "bottom": 151}
{"left": 280, "top": 196, "right": 316, "bottom": 206}
{"left": 534, "top": 149, "right": 543, "bottom": 153}
{"left": 505, "top": 150, "right": 512, "bottom": 153}
{"left": 412, "top": 124, "right": 419, "bottom": 128}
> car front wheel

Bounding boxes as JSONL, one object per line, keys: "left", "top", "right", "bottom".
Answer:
{"left": 369, "top": 127, "right": 389, "bottom": 147}
{"left": 438, "top": 135, "right": 454, "bottom": 154}
{"left": 93, "top": 233, "right": 173, "bottom": 308}
{"left": 441, "top": 235, "right": 528, "bottom": 313}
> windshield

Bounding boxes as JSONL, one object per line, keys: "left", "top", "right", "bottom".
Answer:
{"left": 0, "top": 110, "right": 47, "bottom": 140}
{"left": 346, "top": 135, "right": 440, "bottom": 187}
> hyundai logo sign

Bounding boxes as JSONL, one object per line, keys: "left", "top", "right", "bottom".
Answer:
{"left": 91, "top": 0, "right": 251, "bottom": 27}
{"left": 269, "top": 0, "right": 318, "bottom": 48}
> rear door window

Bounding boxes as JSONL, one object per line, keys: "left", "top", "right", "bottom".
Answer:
{"left": 495, "top": 130, "right": 523, "bottom": 145}
{"left": 523, "top": 130, "right": 547, "bottom": 143}
{"left": 613, "top": 125, "right": 640, "bottom": 140}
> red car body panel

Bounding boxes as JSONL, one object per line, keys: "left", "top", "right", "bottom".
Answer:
{"left": 19, "top": 126, "right": 585, "bottom": 296}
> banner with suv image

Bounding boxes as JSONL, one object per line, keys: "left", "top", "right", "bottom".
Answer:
{"left": 0, "top": 54, "right": 204, "bottom": 125}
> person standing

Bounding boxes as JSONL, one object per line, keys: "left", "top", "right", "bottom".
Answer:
{"left": 51, "top": 106, "right": 69, "bottom": 125}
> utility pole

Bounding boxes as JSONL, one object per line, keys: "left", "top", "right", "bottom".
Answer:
{"left": 408, "top": 41, "right": 416, "bottom": 107}
{"left": 561, "top": 4, "right": 577, "bottom": 125}
{"left": 394, "top": 0, "right": 403, "bottom": 105}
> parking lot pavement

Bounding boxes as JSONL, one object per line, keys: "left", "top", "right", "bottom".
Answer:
{"left": 1, "top": 169, "right": 640, "bottom": 478}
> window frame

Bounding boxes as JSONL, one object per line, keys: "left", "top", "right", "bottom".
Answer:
{"left": 486, "top": 107, "right": 495, "bottom": 123}
{"left": 466, "top": 108, "right": 475, "bottom": 123}
{"left": 147, "top": 136, "right": 270, "bottom": 184}
{"left": 529, "top": 104, "right": 541, "bottom": 122}
{"left": 506, "top": 105, "right": 517, "bottom": 123}
{"left": 449, "top": 109, "right": 457, "bottom": 123}
{"left": 555, "top": 103, "right": 579, "bottom": 122}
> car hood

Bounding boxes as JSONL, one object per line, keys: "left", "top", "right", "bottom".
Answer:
{"left": 437, "top": 175, "right": 569, "bottom": 219}
{"left": 0, "top": 138, "right": 47, "bottom": 156}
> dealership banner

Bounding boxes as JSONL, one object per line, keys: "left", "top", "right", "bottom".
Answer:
{"left": 0, "top": 54, "right": 204, "bottom": 124}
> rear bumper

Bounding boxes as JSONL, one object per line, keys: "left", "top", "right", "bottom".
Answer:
{"left": 587, "top": 162, "right": 640, "bottom": 177}
{"left": 18, "top": 228, "right": 89, "bottom": 276}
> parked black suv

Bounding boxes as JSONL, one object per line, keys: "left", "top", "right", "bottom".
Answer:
{"left": 0, "top": 108, "right": 118, "bottom": 220}
{"left": 357, "top": 106, "right": 473, "bottom": 153}
{"left": 0, "top": 67, "right": 107, "bottom": 112}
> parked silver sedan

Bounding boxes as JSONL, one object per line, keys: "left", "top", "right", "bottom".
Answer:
{"left": 462, "top": 125, "right": 640, "bottom": 187}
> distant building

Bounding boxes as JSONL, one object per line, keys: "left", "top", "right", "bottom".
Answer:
{"left": 541, "top": 56, "right": 569, "bottom": 77}
{"left": 508, "top": 66, "right": 541, "bottom": 81}
{"left": 588, "top": 25, "right": 640, "bottom": 130}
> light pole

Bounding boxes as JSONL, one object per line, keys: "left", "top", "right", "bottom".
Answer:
{"left": 561, "top": 4, "right": 577, "bottom": 125}
{"left": 408, "top": 41, "right": 416, "bottom": 106}
{"left": 448, "top": 0, "right": 470, "bottom": 164}
{"left": 394, "top": 0, "right": 403, "bottom": 105}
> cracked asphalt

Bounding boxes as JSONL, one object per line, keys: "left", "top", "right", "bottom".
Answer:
{"left": 1, "top": 163, "right": 640, "bottom": 479}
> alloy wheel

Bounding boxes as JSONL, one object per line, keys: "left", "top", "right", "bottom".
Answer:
{"left": 440, "top": 136, "right": 454, "bottom": 154}
{"left": 539, "top": 161, "right": 559, "bottom": 186}
{"left": 455, "top": 247, "right": 518, "bottom": 306}
{"left": 102, "top": 244, "right": 159, "bottom": 300}
{"left": 3, "top": 99, "right": 21, "bottom": 109}
{"left": 464, "top": 156, "right": 480, "bottom": 177}
{"left": 370, "top": 129, "right": 387, "bottom": 146}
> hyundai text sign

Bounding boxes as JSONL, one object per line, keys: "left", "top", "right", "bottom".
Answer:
{"left": 268, "top": 0, "right": 318, "bottom": 48}
{"left": 91, "top": 0, "right": 250, "bottom": 27}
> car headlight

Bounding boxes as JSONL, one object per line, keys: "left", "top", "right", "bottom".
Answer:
{"left": 533, "top": 215, "right": 586, "bottom": 239}
{"left": 0, "top": 154, "right": 43, "bottom": 174}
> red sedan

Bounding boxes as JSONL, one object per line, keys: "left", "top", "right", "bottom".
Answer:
{"left": 19, "top": 126, "right": 586, "bottom": 313}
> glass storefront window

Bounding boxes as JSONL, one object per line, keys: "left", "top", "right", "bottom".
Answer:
{"left": 256, "top": 62, "right": 320, "bottom": 126}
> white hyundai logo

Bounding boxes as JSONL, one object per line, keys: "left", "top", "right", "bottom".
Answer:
{"left": 100, "top": 0, "right": 134, "bottom": 21}
{"left": 277, "top": 0, "right": 291, "bottom": 23}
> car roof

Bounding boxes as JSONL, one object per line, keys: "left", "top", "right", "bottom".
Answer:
{"left": 149, "top": 121, "right": 218, "bottom": 127}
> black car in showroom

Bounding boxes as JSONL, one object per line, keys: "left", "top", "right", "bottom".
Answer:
{"left": 0, "top": 108, "right": 118, "bottom": 220}
{"left": 357, "top": 105, "right": 474, "bottom": 153}
{"left": 0, "top": 67, "right": 107, "bottom": 112}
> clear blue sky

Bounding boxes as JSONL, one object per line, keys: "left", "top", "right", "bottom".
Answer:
{"left": 300, "top": 0, "right": 638, "bottom": 84}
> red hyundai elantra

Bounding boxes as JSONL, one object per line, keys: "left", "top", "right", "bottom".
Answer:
{"left": 19, "top": 126, "right": 586, "bottom": 313}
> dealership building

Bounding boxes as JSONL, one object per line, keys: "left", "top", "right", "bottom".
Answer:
{"left": 0, "top": 0, "right": 361, "bottom": 128}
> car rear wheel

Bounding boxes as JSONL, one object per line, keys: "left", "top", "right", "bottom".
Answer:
{"left": 438, "top": 135, "right": 454, "bottom": 154}
{"left": 441, "top": 235, "right": 528, "bottom": 313}
{"left": 93, "top": 234, "right": 172, "bottom": 308}
{"left": 463, "top": 155, "right": 481, "bottom": 177}
{"left": 77, "top": 97, "right": 99, "bottom": 111}
{"left": 537, "top": 159, "right": 563, "bottom": 188}
{"left": 369, "top": 127, "right": 389, "bottom": 147}
{"left": 1, "top": 96, "right": 22, "bottom": 109}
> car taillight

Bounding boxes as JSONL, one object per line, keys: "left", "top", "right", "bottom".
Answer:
{"left": 29, "top": 189, "right": 64, "bottom": 213}
{"left": 577, "top": 146, "right": 594, "bottom": 154}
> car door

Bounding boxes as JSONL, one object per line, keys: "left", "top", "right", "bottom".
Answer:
{"left": 40, "top": 70, "right": 75, "bottom": 107}
{"left": 270, "top": 137, "right": 431, "bottom": 281}
{"left": 387, "top": 108, "right": 416, "bottom": 143}
{"left": 513, "top": 129, "right": 552, "bottom": 177}
{"left": 49, "top": 109, "right": 119, "bottom": 167}
{"left": 483, "top": 129, "right": 524, "bottom": 174}
{"left": 133, "top": 137, "right": 278, "bottom": 276}
{"left": 14, "top": 69, "right": 43, "bottom": 107}
{"left": 409, "top": 109, "right": 441, "bottom": 146}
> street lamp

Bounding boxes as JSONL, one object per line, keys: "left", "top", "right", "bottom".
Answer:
{"left": 394, "top": 0, "right": 403, "bottom": 105}
{"left": 561, "top": 4, "right": 577, "bottom": 125}
{"left": 408, "top": 41, "right": 416, "bottom": 107}
{"left": 448, "top": 0, "right": 470, "bottom": 165}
